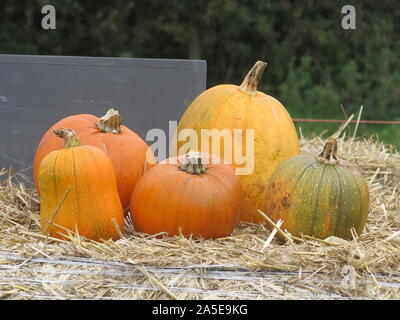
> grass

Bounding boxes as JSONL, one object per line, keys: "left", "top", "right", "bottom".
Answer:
{"left": 296, "top": 122, "right": 400, "bottom": 151}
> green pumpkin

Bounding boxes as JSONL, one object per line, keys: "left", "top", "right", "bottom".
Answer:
{"left": 263, "top": 137, "right": 369, "bottom": 240}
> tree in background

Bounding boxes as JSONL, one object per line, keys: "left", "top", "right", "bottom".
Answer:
{"left": 1, "top": 0, "right": 399, "bottom": 145}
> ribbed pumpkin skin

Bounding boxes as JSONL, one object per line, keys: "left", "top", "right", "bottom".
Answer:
{"left": 175, "top": 84, "right": 300, "bottom": 223}
{"left": 263, "top": 155, "right": 370, "bottom": 240}
{"left": 38, "top": 145, "right": 124, "bottom": 241}
{"left": 130, "top": 154, "right": 242, "bottom": 239}
{"left": 33, "top": 114, "right": 154, "bottom": 212}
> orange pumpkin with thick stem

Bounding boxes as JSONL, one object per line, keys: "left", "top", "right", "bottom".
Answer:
{"left": 173, "top": 61, "right": 300, "bottom": 223}
{"left": 33, "top": 108, "right": 155, "bottom": 213}
{"left": 130, "top": 152, "right": 242, "bottom": 239}
{"left": 38, "top": 128, "right": 124, "bottom": 241}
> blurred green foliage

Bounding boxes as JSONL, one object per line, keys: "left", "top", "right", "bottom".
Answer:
{"left": 0, "top": 0, "right": 399, "bottom": 147}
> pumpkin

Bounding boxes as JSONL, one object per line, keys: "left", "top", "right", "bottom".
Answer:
{"left": 130, "top": 152, "right": 241, "bottom": 239}
{"left": 262, "top": 137, "right": 370, "bottom": 240}
{"left": 173, "top": 61, "right": 300, "bottom": 223}
{"left": 38, "top": 128, "right": 124, "bottom": 241}
{"left": 33, "top": 108, "right": 155, "bottom": 213}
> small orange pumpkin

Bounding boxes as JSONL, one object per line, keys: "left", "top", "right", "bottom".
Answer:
{"left": 33, "top": 108, "right": 155, "bottom": 213}
{"left": 130, "top": 152, "right": 242, "bottom": 239}
{"left": 38, "top": 128, "right": 124, "bottom": 241}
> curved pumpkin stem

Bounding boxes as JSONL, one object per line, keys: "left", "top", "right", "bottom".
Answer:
{"left": 96, "top": 108, "right": 121, "bottom": 134}
{"left": 179, "top": 151, "right": 207, "bottom": 175}
{"left": 318, "top": 137, "right": 339, "bottom": 165}
{"left": 239, "top": 60, "right": 268, "bottom": 94}
{"left": 54, "top": 128, "right": 81, "bottom": 148}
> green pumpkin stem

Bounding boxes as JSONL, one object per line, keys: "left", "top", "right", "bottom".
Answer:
{"left": 239, "top": 60, "right": 268, "bottom": 94}
{"left": 318, "top": 137, "right": 339, "bottom": 165}
{"left": 96, "top": 108, "right": 121, "bottom": 134}
{"left": 179, "top": 151, "right": 207, "bottom": 175}
{"left": 54, "top": 128, "right": 81, "bottom": 148}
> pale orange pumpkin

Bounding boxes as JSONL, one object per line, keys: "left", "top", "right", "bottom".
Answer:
{"left": 33, "top": 108, "right": 155, "bottom": 213}
{"left": 173, "top": 61, "right": 300, "bottom": 223}
{"left": 38, "top": 129, "right": 124, "bottom": 241}
{"left": 130, "top": 152, "right": 242, "bottom": 239}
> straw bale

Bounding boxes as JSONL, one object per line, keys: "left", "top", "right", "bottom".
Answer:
{"left": 0, "top": 133, "right": 399, "bottom": 300}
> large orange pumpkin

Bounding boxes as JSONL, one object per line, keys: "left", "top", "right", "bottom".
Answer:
{"left": 33, "top": 108, "right": 155, "bottom": 213}
{"left": 173, "top": 61, "right": 300, "bottom": 223}
{"left": 38, "top": 129, "right": 124, "bottom": 241}
{"left": 130, "top": 152, "right": 242, "bottom": 239}
{"left": 263, "top": 137, "right": 370, "bottom": 240}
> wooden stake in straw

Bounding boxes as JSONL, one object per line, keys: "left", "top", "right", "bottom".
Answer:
{"left": 352, "top": 105, "right": 364, "bottom": 140}
{"left": 262, "top": 219, "right": 284, "bottom": 251}
{"left": 43, "top": 187, "right": 72, "bottom": 234}
{"left": 136, "top": 265, "right": 179, "bottom": 300}
{"left": 257, "top": 210, "right": 303, "bottom": 243}
{"left": 332, "top": 114, "right": 354, "bottom": 139}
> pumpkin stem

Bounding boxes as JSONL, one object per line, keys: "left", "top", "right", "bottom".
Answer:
{"left": 54, "top": 128, "right": 81, "bottom": 148}
{"left": 96, "top": 108, "right": 121, "bottom": 134}
{"left": 239, "top": 60, "right": 268, "bottom": 94}
{"left": 318, "top": 137, "right": 339, "bottom": 165}
{"left": 179, "top": 151, "right": 207, "bottom": 175}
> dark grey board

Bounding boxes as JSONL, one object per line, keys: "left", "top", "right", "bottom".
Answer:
{"left": 0, "top": 54, "right": 206, "bottom": 182}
